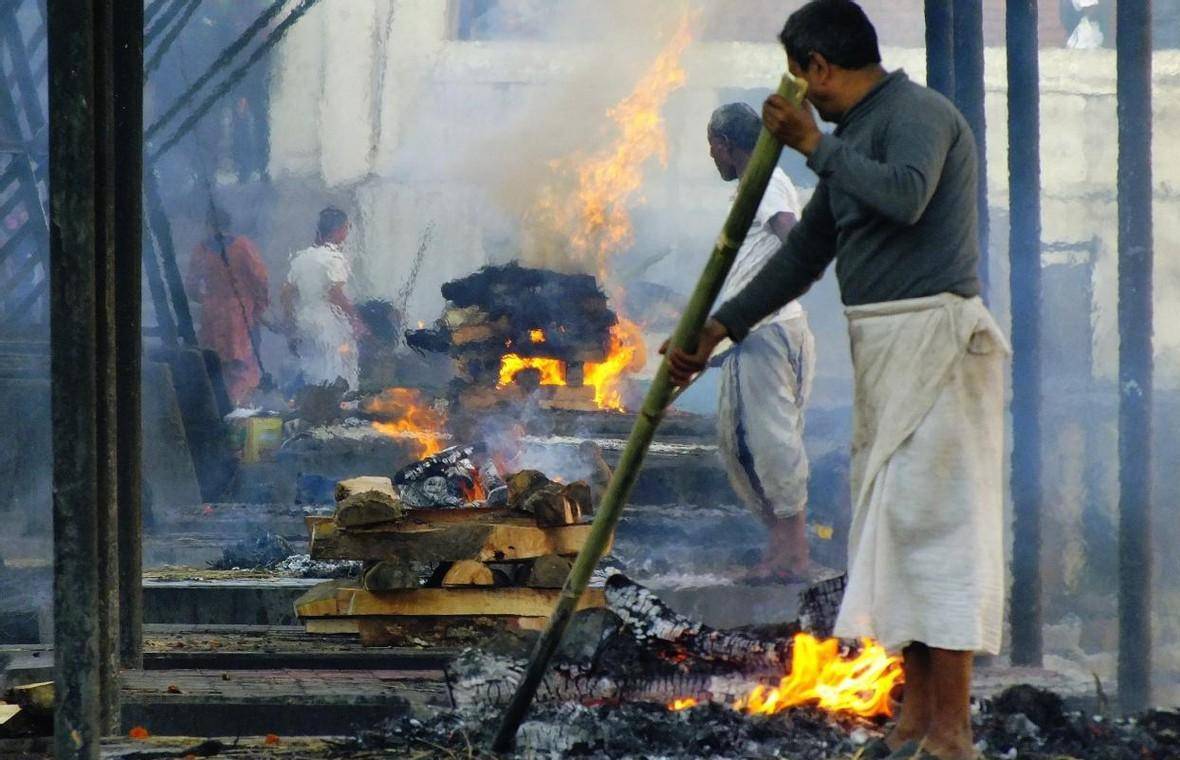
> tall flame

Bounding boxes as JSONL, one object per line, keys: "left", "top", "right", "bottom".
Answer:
{"left": 738, "top": 635, "right": 903, "bottom": 719}
{"left": 527, "top": 13, "right": 695, "bottom": 282}
{"left": 365, "top": 388, "right": 447, "bottom": 459}
{"left": 584, "top": 317, "right": 646, "bottom": 411}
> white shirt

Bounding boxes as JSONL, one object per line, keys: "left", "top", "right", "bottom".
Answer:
{"left": 287, "top": 243, "right": 358, "bottom": 387}
{"left": 717, "top": 167, "right": 804, "bottom": 327}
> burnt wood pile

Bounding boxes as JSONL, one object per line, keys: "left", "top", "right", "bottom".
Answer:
{"left": 295, "top": 446, "right": 604, "bottom": 645}
{"left": 404, "top": 263, "right": 617, "bottom": 411}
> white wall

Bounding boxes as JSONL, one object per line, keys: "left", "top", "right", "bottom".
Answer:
{"left": 267, "top": 2, "right": 1180, "bottom": 387}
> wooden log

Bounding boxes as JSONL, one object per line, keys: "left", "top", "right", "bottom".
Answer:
{"left": 304, "top": 619, "right": 359, "bottom": 635}
{"left": 292, "top": 579, "right": 357, "bottom": 618}
{"left": 442, "top": 560, "right": 495, "bottom": 587}
{"left": 336, "top": 476, "right": 396, "bottom": 502}
{"left": 603, "top": 574, "right": 795, "bottom": 671}
{"left": 10, "top": 682, "right": 54, "bottom": 712}
{"left": 362, "top": 559, "right": 421, "bottom": 591}
{"left": 308, "top": 516, "right": 603, "bottom": 563}
{"left": 523, "top": 484, "right": 582, "bottom": 527}
{"left": 506, "top": 470, "right": 549, "bottom": 505}
{"left": 452, "top": 321, "right": 504, "bottom": 347}
{"left": 335, "top": 490, "right": 405, "bottom": 528}
{"left": 527, "top": 555, "right": 573, "bottom": 589}
{"left": 344, "top": 587, "right": 606, "bottom": 618}
{"left": 356, "top": 616, "right": 548, "bottom": 647}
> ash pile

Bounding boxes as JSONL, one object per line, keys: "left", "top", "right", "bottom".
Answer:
{"left": 326, "top": 575, "right": 1180, "bottom": 760}
{"left": 405, "top": 263, "right": 620, "bottom": 412}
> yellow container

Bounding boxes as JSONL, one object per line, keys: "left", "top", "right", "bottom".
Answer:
{"left": 238, "top": 416, "right": 284, "bottom": 463}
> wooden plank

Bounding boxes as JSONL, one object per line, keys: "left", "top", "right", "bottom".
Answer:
{"left": 304, "top": 619, "right": 359, "bottom": 635}
{"left": 335, "top": 476, "right": 396, "bottom": 501}
{"left": 344, "top": 588, "right": 605, "bottom": 618}
{"left": 310, "top": 518, "right": 602, "bottom": 562}
{"left": 357, "top": 616, "right": 549, "bottom": 647}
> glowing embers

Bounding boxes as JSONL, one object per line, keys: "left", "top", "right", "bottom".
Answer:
{"left": 365, "top": 387, "right": 447, "bottom": 459}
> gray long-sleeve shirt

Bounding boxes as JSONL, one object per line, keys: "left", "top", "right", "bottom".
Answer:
{"left": 714, "top": 70, "right": 980, "bottom": 342}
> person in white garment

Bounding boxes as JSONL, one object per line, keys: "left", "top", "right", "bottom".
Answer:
{"left": 283, "top": 207, "right": 364, "bottom": 390}
{"left": 666, "top": 3, "right": 1008, "bottom": 758}
{"left": 706, "top": 102, "right": 819, "bottom": 583}
{"left": 1066, "top": 0, "right": 1105, "bottom": 49}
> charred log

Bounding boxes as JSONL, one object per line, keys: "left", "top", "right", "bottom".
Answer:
{"left": 603, "top": 574, "right": 798, "bottom": 671}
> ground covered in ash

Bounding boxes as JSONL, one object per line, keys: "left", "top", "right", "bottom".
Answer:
{"left": 315, "top": 685, "right": 1180, "bottom": 760}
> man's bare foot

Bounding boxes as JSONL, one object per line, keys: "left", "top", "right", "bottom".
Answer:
{"left": 920, "top": 725, "right": 975, "bottom": 760}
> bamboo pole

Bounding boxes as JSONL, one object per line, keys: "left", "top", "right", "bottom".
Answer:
{"left": 491, "top": 72, "right": 807, "bottom": 752}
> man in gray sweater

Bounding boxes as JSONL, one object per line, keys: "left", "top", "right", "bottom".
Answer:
{"left": 665, "top": 3, "right": 1009, "bottom": 759}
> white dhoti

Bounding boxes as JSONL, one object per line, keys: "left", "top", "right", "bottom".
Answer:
{"left": 833, "top": 293, "right": 1009, "bottom": 654}
{"left": 717, "top": 316, "right": 815, "bottom": 521}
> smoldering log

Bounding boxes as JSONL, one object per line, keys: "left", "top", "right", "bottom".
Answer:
{"left": 507, "top": 470, "right": 591, "bottom": 526}
{"left": 603, "top": 574, "right": 798, "bottom": 671}
{"left": 336, "top": 476, "right": 397, "bottom": 501}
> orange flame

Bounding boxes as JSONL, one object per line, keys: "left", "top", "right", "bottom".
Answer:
{"left": 498, "top": 355, "right": 567, "bottom": 387}
{"left": 668, "top": 697, "right": 699, "bottom": 711}
{"left": 584, "top": 317, "right": 647, "bottom": 411}
{"left": 365, "top": 387, "right": 447, "bottom": 459}
{"left": 530, "top": 329, "right": 546, "bottom": 343}
{"left": 527, "top": 14, "right": 695, "bottom": 282}
{"left": 459, "top": 468, "right": 488, "bottom": 503}
{"left": 738, "top": 635, "right": 903, "bottom": 719}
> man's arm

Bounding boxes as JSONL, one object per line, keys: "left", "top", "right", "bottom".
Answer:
{"left": 712, "top": 185, "right": 837, "bottom": 342}
{"left": 806, "top": 116, "right": 954, "bottom": 226}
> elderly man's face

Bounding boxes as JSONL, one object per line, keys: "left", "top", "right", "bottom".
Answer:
{"left": 708, "top": 131, "right": 739, "bottom": 181}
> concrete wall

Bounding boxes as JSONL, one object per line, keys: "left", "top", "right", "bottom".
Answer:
{"left": 266, "top": 1, "right": 1180, "bottom": 391}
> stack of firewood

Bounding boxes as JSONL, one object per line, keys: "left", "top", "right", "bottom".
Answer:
{"left": 295, "top": 461, "right": 608, "bottom": 646}
{"left": 404, "top": 263, "right": 617, "bottom": 411}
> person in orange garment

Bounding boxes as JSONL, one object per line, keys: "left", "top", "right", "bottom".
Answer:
{"left": 185, "top": 206, "right": 270, "bottom": 405}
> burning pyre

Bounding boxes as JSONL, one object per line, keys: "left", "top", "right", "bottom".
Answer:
{"left": 406, "top": 263, "right": 644, "bottom": 413}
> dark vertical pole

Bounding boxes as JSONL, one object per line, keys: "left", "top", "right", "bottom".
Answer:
{"left": 1007, "top": 0, "right": 1043, "bottom": 667}
{"left": 924, "top": 0, "right": 955, "bottom": 99}
{"left": 114, "top": 0, "right": 145, "bottom": 670}
{"left": 1117, "top": 0, "right": 1153, "bottom": 716}
{"left": 953, "top": 0, "right": 989, "bottom": 299}
{"left": 144, "top": 168, "right": 197, "bottom": 346}
{"left": 48, "top": 0, "right": 102, "bottom": 754}
{"left": 93, "top": 0, "right": 121, "bottom": 734}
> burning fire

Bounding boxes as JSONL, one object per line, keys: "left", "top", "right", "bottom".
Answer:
{"left": 668, "top": 697, "right": 699, "bottom": 711}
{"left": 530, "top": 328, "right": 546, "bottom": 343}
{"left": 498, "top": 355, "right": 567, "bottom": 387}
{"left": 527, "top": 13, "right": 695, "bottom": 282}
{"left": 459, "top": 468, "right": 488, "bottom": 503}
{"left": 584, "top": 318, "right": 647, "bottom": 411}
{"left": 737, "top": 635, "right": 903, "bottom": 719}
{"left": 365, "top": 388, "right": 447, "bottom": 459}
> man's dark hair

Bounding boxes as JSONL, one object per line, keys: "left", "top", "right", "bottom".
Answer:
{"left": 708, "top": 103, "right": 762, "bottom": 152}
{"left": 317, "top": 206, "right": 348, "bottom": 240}
{"left": 779, "top": 0, "right": 882, "bottom": 71}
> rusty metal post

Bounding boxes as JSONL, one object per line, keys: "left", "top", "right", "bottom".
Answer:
{"left": 924, "top": 0, "right": 954, "bottom": 99}
{"left": 953, "top": 0, "right": 989, "bottom": 299}
{"left": 1117, "top": 0, "right": 1154, "bottom": 715}
{"left": 114, "top": 0, "right": 145, "bottom": 670}
{"left": 49, "top": 0, "right": 102, "bottom": 753}
{"left": 1006, "top": 0, "right": 1044, "bottom": 667}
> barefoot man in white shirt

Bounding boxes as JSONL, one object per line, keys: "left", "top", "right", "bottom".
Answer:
{"left": 707, "top": 102, "right": 819, "bottom": 583}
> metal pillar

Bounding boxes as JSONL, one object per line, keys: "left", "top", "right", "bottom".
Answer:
{"left": 48, "top": 0, "right": 102, "bottom": 752}
{"left": 1117, "top": 0, "right": 1154, "bottom": 715}
{"left": 924, "top": 0, "right": 955, "bottom": 99}
{"left": 1006, "top": 0, "right": 1044, "bottom": 667}
{"left": 114, "top": 0, "right": 145, "bottom": 670}
{"left": 953, "top": 0, "right": 989, "bottom": 299}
